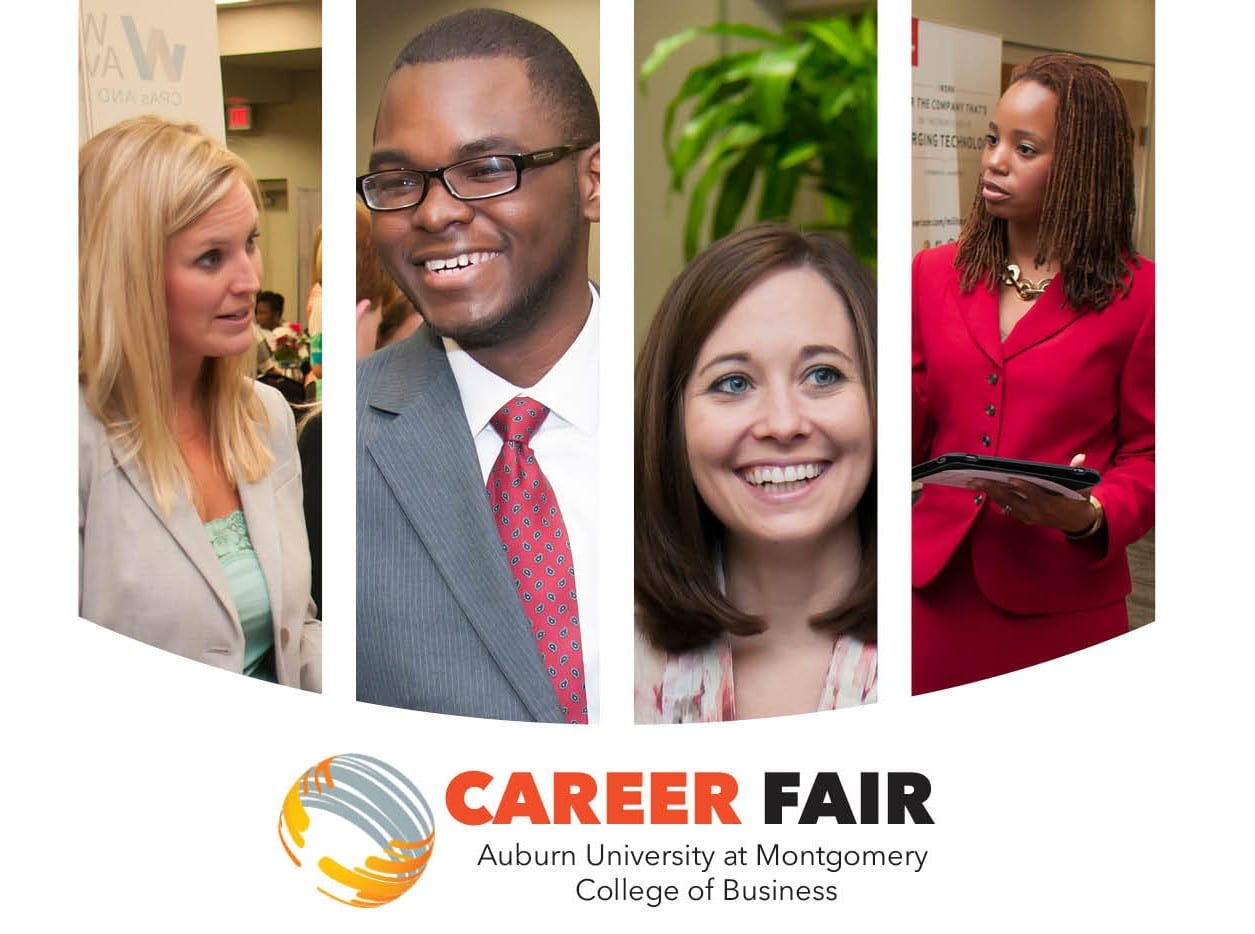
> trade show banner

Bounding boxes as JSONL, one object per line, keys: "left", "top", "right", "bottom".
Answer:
{"left": 79, "top": 0, "right": 224, "bottom": 142}
{"left": 911, "top": 19, "right": 1001, "bottom": 252}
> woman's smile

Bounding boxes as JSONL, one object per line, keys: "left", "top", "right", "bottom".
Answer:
{"left": 739, "top": 461, "right": 830, "bottom": 496}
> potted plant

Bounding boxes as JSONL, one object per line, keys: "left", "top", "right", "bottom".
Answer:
{"left": 640, "top": 12, "right": 877, "bottom": 264}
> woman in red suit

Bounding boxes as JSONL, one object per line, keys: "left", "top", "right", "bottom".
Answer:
{"left": 912, "top": 53, "right": 1154, "bottom": 694}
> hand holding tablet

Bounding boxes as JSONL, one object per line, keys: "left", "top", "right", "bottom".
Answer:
{"left": 912, "top": 453, "right": 1100, "bottom": 500}
{"left": 914, "top": 453, "right": 1104, "bottom": 536}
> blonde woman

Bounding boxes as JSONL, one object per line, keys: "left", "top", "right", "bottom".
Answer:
{"left": 79, "top": 116, "right": 321, "bottom": 690}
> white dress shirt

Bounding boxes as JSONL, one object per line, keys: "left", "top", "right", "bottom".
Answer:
{"left": 444, "top": 287, "right": 600, "bottom": 722}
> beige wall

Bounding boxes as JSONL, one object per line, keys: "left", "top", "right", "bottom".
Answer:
{"left": 217, "top": 3, "right": 321, "bottom": 55}
{"left": 226, "top": 68, "right": 323, "bottom": 323}
{"left": 356, "top": 0, "right": 600, "bottom": 279}
{"left": 635, "top": 0, "right": 787, "bottom": 351}
{"left": 914, "top": 0, "right": 1153, "bottom": 63}
{"left": 217, "top": 0, "right": 322, "bottom": 323}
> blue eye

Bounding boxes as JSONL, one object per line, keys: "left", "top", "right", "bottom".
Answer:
{"left": 711, "top": 374, "right": 751, "bottom": 395}
{"left": 805, "top": 365, "right": 844, "bottom": 388}
{"left": 196, "top": 249, "right": 221, "bottom": 269}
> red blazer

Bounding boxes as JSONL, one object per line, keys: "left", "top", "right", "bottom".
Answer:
{"left": 912, "top": 242, "right": 1155, "bottom": 614}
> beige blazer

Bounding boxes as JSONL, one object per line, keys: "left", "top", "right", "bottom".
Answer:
{"left": 79, "top": 383, "right": 321, "bottom": 691}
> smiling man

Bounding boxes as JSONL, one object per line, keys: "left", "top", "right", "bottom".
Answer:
{"left": 356, "top": 9, "right": 601, "bottom": 723}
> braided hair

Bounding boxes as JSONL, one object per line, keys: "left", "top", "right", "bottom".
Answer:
{"left": 956, "top": 53, "right": 1139, "bottom": 311}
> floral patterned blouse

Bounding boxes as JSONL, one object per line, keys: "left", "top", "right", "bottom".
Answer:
{"left": 635, "top": 630, "right": 877, "bottom": 724}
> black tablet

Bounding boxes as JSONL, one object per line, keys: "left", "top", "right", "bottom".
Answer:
{"left": 912, "top": 453, "right": 1100, "bottom": 499}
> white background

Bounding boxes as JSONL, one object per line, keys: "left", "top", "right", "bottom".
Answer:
{"left": 2, "top": 1, "right": 1247, "bottom": 929}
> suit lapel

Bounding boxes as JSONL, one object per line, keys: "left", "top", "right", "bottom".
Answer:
{"left": 1001, "top": 276, "right": 1078, "bottom": 360}
{"left": 111, "top": 438, "right": 237, "bottom": 624}
{"left": 957, "top": 283, "right": 1002, "bottom": 367}
{"left": 366, "top": 329, "right": 560, "bottom": 722}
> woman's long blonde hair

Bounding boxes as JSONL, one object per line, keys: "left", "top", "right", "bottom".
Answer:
{"left": 80, "top": 115, "right": 272, "bottom": 513}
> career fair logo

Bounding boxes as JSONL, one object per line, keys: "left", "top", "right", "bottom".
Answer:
{"left": 278, "top": 754, "right": 435, "bottom": 907}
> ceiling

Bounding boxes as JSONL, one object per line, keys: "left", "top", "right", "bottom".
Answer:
{"left": 218, "top": 0, "right": 320, "bottom": 8}
{"left": 218, "top": 0, "right": 321, "bottom": 73}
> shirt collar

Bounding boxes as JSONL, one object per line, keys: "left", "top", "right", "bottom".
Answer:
{"left": 444, "top": 284, "right": 600, "bottom": 437}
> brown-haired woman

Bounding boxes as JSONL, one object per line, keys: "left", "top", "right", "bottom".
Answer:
{"left": 635, "top": 223, "right": 877, "bottom": 722}
{"left": 912, "top": 53, "right": 1154, "bottom": 693}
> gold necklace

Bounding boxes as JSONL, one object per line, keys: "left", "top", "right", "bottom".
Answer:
{"left": 1000, "top": 263, "right": 1052, "bottom": 301}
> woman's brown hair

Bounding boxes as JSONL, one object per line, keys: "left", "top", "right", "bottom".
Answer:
{"left": 357, "top": 200, "right": 402, "bottom": 309}
{"left": 956, "top": 52, "right": 1139, "bottom": 311}
{"left": 635, "top": 223, "right": 877, "bottom": 653}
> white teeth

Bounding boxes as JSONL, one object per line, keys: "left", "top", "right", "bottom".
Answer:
{"left": 764, "top": 479, "right": 808, "bottom": 493}
{"left": 424, "top": 251, "right": 498, "bottom": 272}
{"left": 743, "top": 463, "right": 825, "bottom": 488}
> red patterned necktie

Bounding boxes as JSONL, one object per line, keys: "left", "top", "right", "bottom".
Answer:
{"left": 487, "top": 396, "right": 587, "bottom": 724}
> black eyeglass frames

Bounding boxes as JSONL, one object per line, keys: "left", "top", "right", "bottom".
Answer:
{"left": 357, "top": 145, "right": 591, "bottom": 212}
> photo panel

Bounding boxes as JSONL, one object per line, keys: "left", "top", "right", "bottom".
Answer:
{"left": 910, "top": 0, "right": 1155, "bottom": 694}
{"left": 77, "top": 0, "right": 324, "bottom": 688}
{"left": 355, "top": 0, "right": 605, "bottom": 723}
{"left": 634, "top": 0, "right": 880, "bottom": 723}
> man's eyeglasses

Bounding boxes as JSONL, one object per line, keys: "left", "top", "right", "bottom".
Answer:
{"left": 357, "top": 145, "right": 590, "bottom": 212}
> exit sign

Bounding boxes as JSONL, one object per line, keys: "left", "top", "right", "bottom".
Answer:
{"left": 226, "top": 103, "right": 252, "bottom": 131}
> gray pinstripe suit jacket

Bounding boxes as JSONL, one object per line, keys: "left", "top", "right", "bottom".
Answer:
{"left": 356, "top": 325, "right": 563, "bottom": 721}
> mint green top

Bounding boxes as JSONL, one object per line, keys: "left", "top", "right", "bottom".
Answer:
{"left": 205, "top": 510, "right": 275, "bottom": 681}
{"left": 311, "top": 331, "right": 323, "bottom": 401}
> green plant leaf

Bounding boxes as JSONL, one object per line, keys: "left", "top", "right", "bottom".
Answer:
{"left": 749, "top": 42, "right": 812, "bottom": 132}
{"left": 668, "top": 91, "right": 749, "bottom": 185}
{"left": 685, "top": 121, "right": 763, "bottom": 202}
{"left": 639, "top": 27, "right": 703, "bottom": 89}
{"left": 646, "top": 13, "right": 878, "bottom": 263}
{"left": 640, "top": 20, "right": 788, "bottom": 92}
{"left": 822, "top": 192, "right": 853, "bottom": 228}
{"left": 715, "top": 121, "right": 765, "bottom": 152}
{"left": 856, "top": 12, "right": 877, "bottom": 53}
{"left": 757, "top": 164, "right": 800, "bottom": 221}
{"left": 819, "top": 84, "right": 859, "bottom": 122}
{"left": 661, "top": 52, "right": 757, "bottom": 151}
{"left": 684, "top": 150, "right": 740, "bottom": 259}
{"left": 697, "top": 22, "right": 785, "bottom": 44}
{"left": 777, "top": 141, "right": 819, "bottom": 171}
{"left": 795, "top": 19, "right": 858, "bottom": 62}
{"left": 711, "top": 148, "right": 760, "bottom": 240}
